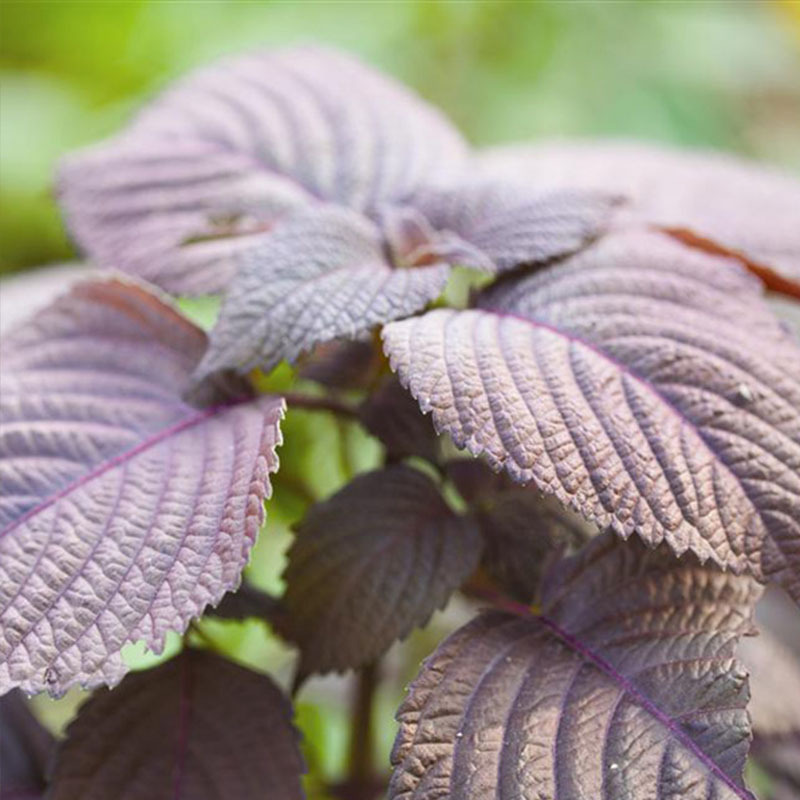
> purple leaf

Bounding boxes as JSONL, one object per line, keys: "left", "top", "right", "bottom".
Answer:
{"left": 48, "top": 649, "right": 304, "bottom": 800}
{"left": 0, "top": 279, "right": 284, "bottom": 695}
{"left": 58, "top": 47, "right": 467, "bottom": 295}
{"left": 196, "top": 206, "right": 450, "bottom": 377}
{"left": 382, "top": 230, "right": 800, "bottom": 602}
{"left": 476, "top": 489, "right": 593, "bottom": 605}
{"left": 0, "top": 690, "right": 54, "bottom": 800}
{"left": 298, "top": 338, "right": 384, "bottom": 392}
{"left": 359, "top": 376, "right": 439, "bottom": 463}
{"left": 283, "top": 466, "right": 482, "bottom": 679}
{"left": 414, "top": 181, "right": 619, "bottom": 272}
{"left": 390, "top": 534, "right": 761, "bottom": 800}
{"left": 478, "top": 139, "right": 800, "bottom": 298}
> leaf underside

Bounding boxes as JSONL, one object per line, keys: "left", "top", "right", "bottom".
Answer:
{"left": 382, "top": 230, "right": 800, "bottom": 602}
{"left": 283, "top": 465, "right": 483, "bottom": 679}
{"left": 48, "top": 649, "right": 305, "bottom": 800}
{"left": 390, "top": 534, "right": 760, "bottom": 800}
{"left": 0, "top": 279, "right": 284, "bottom": 694}
{"left": 478, "top": 139, "right": 800, "bottom": 297}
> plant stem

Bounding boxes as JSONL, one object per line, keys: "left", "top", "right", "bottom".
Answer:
{"left": 346, "top": 661, "right": 379, "bottom": 787}
{"left": 282, "top": 391, "right": 359, "bottom": 419}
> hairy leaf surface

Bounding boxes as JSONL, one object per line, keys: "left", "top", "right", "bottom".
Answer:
{"left": 59, "top": 47, "right": 467, "bottom": 294}
{"left": 478, "top": 140, "right": 800, "bottom": 296}
{"left": 383, "top": 231, "right": 800, "bottom": 601}
{"left": 0, "top": 279, "right": 284, "bottom": 694}
{"left": 390, "top": 534, "right": 761, "bottom": 800}
{"left": 283, "top": 466, "right": 482, "bottom": 679}
{"left": 49, "top": 649, "right": 304, "bottom": 800}
{"left": 0, "top": 690, "right": 54, "bottom": 800}
{"left": 196, "top": 206, "right": 449, "bottom": 377}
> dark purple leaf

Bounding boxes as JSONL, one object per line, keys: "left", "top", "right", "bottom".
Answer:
{"left": 298, "top": 338, "right": 384, "bottom": 392}
{"left": 479, "top": 140, "right": 800, "bottom": 298}
{"left": 58, "top": 47, "right": 467, "bottom": 295}
{"left": 413, "top": 181, "right": 619, "bottom": 272}
{"left": 390, "top": 533, "right": 761, "bottom": 800}
{"left": 358, "top": 376, "right": 439, "bottom": 462}
{"left": 196, "top": 206, "right": 450, "bottom": 377}
{"left": 0, "top": 691, "right": 54, "bottom": 800}
{"left": 0, "top": 279, "right": 284, "bottom": 695}
{"left": 283, "top": 466, "right": 482, "bottom": 680}
{"left": 382, "top": 230, "right": 800, "bottom": 603}
{"left": 444, "top": 458, "right": 514, "bottom": 505}
{"left": 48, "top": 649, "right": 304, "bottom": 800}
{"left": 476, "top": 489, "right": 593, "bottom": 605}
{"left": 750, "top": 736, "right": 800, "bottom": 800}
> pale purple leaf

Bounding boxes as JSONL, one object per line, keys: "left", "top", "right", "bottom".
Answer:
{"left": 478, "top": 139, "right": 800, "bottom": 296}
{"left": 390, "top": 534, "right": 761, "bottom": 800}
{"left": 58, "top": 47, "right": 467, "bottom": 294}
{"left": 0, "top": 279, "right": 284, "bottom": 695}
{"left": 283, "top": 466, "right": 482, "bottom": 679}
{"left": 196, "top": 206, "right": 449, "bottom": 377}
{"left": 413, "top": 181, "right": 618, "bottom": 272}
{"left": 48, "top": 649, "right": 304, "bottom": 800}
{"left": 0, "top": 690, "right": 54, "bottom": 800}
{"left": 382, "top": 231, "right": 800, "bottom": 602}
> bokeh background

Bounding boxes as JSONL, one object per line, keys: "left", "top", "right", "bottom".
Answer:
{"left": 2, "top": 0, "right": 800, "bottom": 277}
{"left": 2, "top": 1, "right": 800, "bottom": 794}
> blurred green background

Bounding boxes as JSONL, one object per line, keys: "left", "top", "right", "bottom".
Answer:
{"left": 2, "top": 0, "right": 800, "bottom": 276}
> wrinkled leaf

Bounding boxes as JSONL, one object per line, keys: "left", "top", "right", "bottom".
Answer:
{"left": 359, "top": 376, "right": 439, "bottom": 463}
{"left": 58, "top": 47, "right": 467, "bottom": 295}
{"left": 479, "top": 140, "right": 800, "bottom": 297}
{"left": 414, "top": 181, "right": 618, "bottom": 272}
{"left": 283, "top": 465, "right": 482, "bottom": 680}
{"left": 390, "top": 534, "right": 761, "bottom": 800}
{"left": 0, "top": 690, "right": 54, "bottom": 800}
{"left": 383, "top": 231, "right": 800, "bottom": 602}
{"left": 196, "top": 206, "right": 450, "bottom": 377}
{"left": 0, "top": 279, "right": 284, "bottom": 694}
{"left": 48, "top": 649, "right": 304, "bottom": 800}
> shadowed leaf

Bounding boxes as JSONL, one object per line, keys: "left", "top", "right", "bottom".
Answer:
{"left": 479, "top": 140, "right": 800, "bottom": 298}
{"left": 58, "top": 47, "right": 467, "bottom": 295}
{"left": 359, "top": 376, "right": 439, "bottom": 463}
{"left": 283, "top": 466, "right": 482, "bottom": 680}
{"left": 390, "top": 534, "right": 761, "bottom": 800}
{"left": 383, "top": 231, "right": 800, "bottom": 603}
{"left": 48, "top": 649, "right": 304, "bottom": 800}
{"left": 298, "top": 338, "right": 384, "bottom": 392}
{"left": 0, "top": 690, "right": 54, "bottom": 800}
{"left": 0, "top": 279, "right": 284, "bottom": 694}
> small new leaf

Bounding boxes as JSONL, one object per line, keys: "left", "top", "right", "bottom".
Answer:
{"left": 48, "top": 649, "right": 305, "bottom": 800}
{"left": 196, "top": 206, "right": 450, "bottom": 377}
{"left": 383, "top": 231, "right": 800, "bottom": 603}
{"left": 390, "top": 534, "right": 761, "bottom": 800}
{"left": 283, "top": 465, "right": 482, "bottom": 680}
{"left": 0, "top": 279, "right": 284, "bottom": 694}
